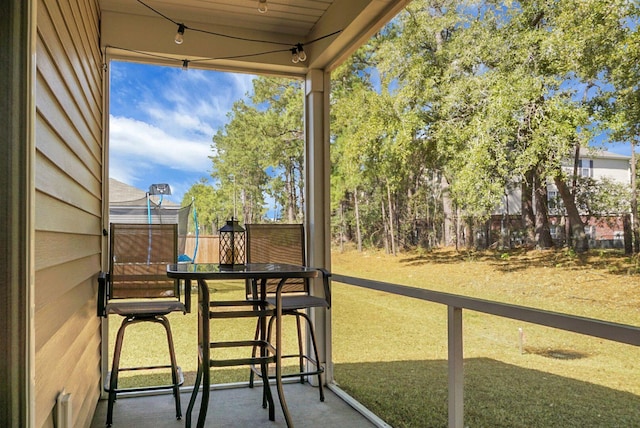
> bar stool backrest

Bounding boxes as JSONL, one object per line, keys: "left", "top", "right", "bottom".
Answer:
{"left": 109, "top": 223, "right": 179, "bottom": 299}
{"left": 245, "top": 224, "right": 307, "bottom": 296}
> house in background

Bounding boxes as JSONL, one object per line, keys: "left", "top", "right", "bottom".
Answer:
{"left": 548, "top": 149, "right": 632, "bottom": 247}
{"left": 491, "top": 149, "right": 632, "bottom": 248}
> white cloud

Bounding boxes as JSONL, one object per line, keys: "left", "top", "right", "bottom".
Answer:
{"left": 132, "top": 69, "right": 257, "bottom": 141}
{"left": 109, "top": 115, "right": 211, "bottom": 176}
{"left": 230, "top": 73, "right": 255, "bottom": 98}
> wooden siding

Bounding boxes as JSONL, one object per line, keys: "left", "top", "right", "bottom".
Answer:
{"left": 35, "top": 0, "right": 102, "bottom": 427}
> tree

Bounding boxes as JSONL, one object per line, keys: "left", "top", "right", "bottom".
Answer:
{"left": 252, "top": 78, "right": 306, "bottom": 222}
{"left": 331, "top": 54, "right": 376, "bottom": 251}
{"left": 182, "top": 178, "right": 218, "bottom": 234}
{"left": 211, "top": 100, "right": 269, "bottom": 223}
{"left": 200, "top": 76, "right": 305, "bottom": 226}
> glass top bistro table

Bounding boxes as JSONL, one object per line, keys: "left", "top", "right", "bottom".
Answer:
{"left": 167, "top": 263, "right": 321, "bottom": 428}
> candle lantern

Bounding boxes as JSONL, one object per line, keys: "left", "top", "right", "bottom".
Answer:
{"left": 218, "top": 218, "right": 245, "bottom": 269}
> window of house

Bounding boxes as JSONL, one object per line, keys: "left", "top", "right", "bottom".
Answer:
{"left": 579, "top": 159, "right": 593, "bottom": 178}
{"left": 548, "top": 190, "right": 559, "bottom": 212}
{"left": 584, "top": 225, "right": 596, "bottom": 239}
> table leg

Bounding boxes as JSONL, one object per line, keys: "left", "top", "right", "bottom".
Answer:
{"left": 275, "top": 278, "right": 293, "bottom": 427}
{"left": 185, "top": 359, "right": 202, "bottom": 428}
{"left": 197, "top": 279, "right": 211, "bottom": 428}
{"left": 258, "top": 278, "right": 276, "bottom": 417}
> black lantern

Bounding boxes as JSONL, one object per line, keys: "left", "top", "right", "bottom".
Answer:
{"left": 218, "top": 218, "right": 245, "bottom": 269}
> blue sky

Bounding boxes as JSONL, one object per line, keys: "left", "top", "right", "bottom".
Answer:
{"left": 109, "top": 61, "right": 256, "bottom": 203}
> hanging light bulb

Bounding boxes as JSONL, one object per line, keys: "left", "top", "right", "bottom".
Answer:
{"left": 182, "top": 59, "right": 189, "bottom": 71}
{"left": 296, "top": 43, "right": 306, "bottom": 62}
{"left": 175, "top": 24, "right": 185, "bottom": 44}
{"left": 258, "top": 0, "right": 268, "bottom": 13}
{"left": 291, "top": 47, "right": 299, "bottom": 64}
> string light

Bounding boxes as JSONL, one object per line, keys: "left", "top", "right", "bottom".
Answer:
{"left": 175, "top": 23, "right": 185, "bottom": 44}
{"left": 134, "top": 0, "right": 343, "bottom": 64}
{"left": 291, "top": 44, "right": 307, "bottom": 63}
{"left": 296, "top": 43, "right": 306, "bottom": 62}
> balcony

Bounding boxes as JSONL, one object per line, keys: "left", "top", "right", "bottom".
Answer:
{"left": 90, "top": 253, "right": 640, "bottom": 428}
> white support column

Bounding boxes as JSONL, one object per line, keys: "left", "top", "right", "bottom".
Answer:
{"left": 304, "top": 69, "right": 332, "bottom": 383}
{"left": 448, "top": 306, "right": 464, "bottom": 428}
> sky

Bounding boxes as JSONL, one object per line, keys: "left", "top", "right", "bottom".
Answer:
{"left": 109, "top": 61, "right": 256, "bottom": 204}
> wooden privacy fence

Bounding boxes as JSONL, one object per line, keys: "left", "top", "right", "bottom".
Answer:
{"left": 184, "top": 234, "right": 219, "bottom": 263}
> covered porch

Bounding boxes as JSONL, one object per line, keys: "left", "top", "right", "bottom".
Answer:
{"left": 2, "top": 1, "right": 639, "bottom": 428}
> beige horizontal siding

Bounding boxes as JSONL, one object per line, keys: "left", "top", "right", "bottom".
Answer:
{"left": 35, "top": 0, "right": 102, "bottom": 426}
{"left": 34, "top": 254, "right": 100, "bottom": 312}
{"left": 34, "top": 302, "right": 101, "bottom": 427}
{"left": 35, "top": 192, "right": 100, "bottom": 235}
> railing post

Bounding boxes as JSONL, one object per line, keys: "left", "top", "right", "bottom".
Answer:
{"left": 448, "top": 306, "right": 463, "bottom": 428}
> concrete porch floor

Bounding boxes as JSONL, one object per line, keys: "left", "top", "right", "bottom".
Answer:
{"left": 91, "top": 383, "right": 379, "bottom": 428}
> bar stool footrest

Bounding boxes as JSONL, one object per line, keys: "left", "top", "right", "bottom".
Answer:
{"left": 250, "top": 354, "right": 324, "bottom": 379}
{"left": 104, "top": 366, "right": 184, "bottom": 393}
{"left": 208, "top": 340, "right": 276, "bottom": 368}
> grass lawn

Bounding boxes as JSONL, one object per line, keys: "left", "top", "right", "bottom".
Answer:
{"left": 108, "top": 247, "right": 640, "bottom": 427}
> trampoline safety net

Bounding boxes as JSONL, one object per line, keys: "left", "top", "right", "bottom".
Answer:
{"left": 109, "top": 196, "right": 196, "bottom": 261}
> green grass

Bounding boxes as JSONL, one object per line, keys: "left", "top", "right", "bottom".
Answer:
{"left": 109, "top": 248, "right": 640, "bottom": 427}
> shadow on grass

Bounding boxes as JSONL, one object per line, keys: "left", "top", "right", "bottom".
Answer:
{"left": 334, "top": 358, "right": 640, "bottom": 428}
{"left": 400, "top": 248, "right": 640, "bottom": 275}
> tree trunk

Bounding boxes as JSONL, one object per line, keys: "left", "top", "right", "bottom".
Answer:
{"left": 521, "top": 168, "right": 536, "bottom": 246}
{"left": 630, "top": 143, "right": 638, "bottom": 253}
{"left": 381, "top": 199, "right": 389, "bottom": 254}
{"left": 571, "top": 140, "right": 580, "bottom": 193}
{"left": 441, "top": 175, "right": 455, "bottom": 246}
{"left": 284, "top": 168, "right": 295, "bottom": 222}
{"left": 554, "top": 175, "right": 588, "bottom": 252}
{"left": 386, "top": 179, "right": 397, "bottom": 256}
{"left": 465, "top": 217, "right": 474, "bottom": 249}
{"left": 533, "top": 166, "right": 553, "bottom": 248}
{"left": 354, "top": 189, "right": 362, "bottom": 252}
{"left": 339, "top": 201, "right": 345, "bottom": 253}
{"left": 623, "top": 213, "right": 633, "bottom": 255}
{"left": 455, "top": 205, "right": 461, "bottom": 251}
{"left": 502, "top": 190, "right": 511, "bottom": 249}
{"left": 298, "top": 165, "right": 305, "bottom": 221}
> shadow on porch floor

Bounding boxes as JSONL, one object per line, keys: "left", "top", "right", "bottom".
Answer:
{"left": 91, "top": 382, "right": 378, "bottom": 427}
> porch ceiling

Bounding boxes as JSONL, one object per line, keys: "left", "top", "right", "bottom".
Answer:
{"left": 100, "top": 0, "right": 410, "bottom": 76}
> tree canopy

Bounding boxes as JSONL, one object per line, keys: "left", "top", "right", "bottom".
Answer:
{"left": 185, "top": 0, "right": 639, "bottom": 252}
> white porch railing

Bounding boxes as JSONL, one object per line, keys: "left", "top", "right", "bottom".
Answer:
{"left": 332, "top": 274, "right": 640, "bottom": 428}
